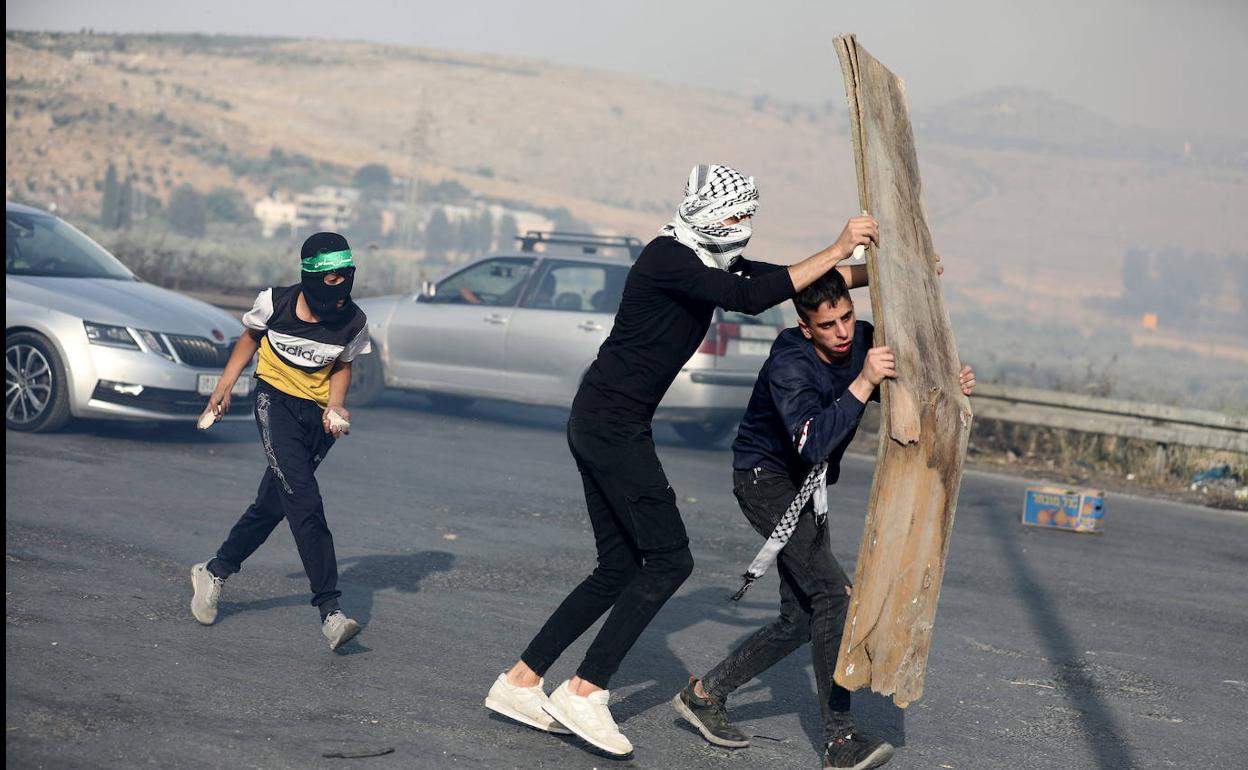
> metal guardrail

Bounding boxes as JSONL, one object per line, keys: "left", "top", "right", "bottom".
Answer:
{"left": 971, "top": 383, "right": 1248, "bottom": 459}
{"left": 189, "top": 287, "right": 1247, "bottom": 460}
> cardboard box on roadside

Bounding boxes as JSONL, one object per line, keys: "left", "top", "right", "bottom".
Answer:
{"left": 1021, "top": 486, "right": 1105, "bottom": 534}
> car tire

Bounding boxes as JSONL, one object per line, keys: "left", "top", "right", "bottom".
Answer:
{"left": 673, "top": 419, "right": 735, "bottom": 447}
{"left": 347, "top": 346, "right": 386, "bottom": 407}
{"left": 426, "top": 392, "right": 475, "bottom": 412}
{"left": 6, "top": 331, "right": 73, "bottom": 433}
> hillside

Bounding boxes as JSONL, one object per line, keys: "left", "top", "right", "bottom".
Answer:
{"left": 6, "top": 31, "right": 1248, "bottom": 407}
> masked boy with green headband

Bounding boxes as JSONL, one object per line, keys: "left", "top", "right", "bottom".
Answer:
{"left": 190, "top": 232, "right": 371, "bottom": 651}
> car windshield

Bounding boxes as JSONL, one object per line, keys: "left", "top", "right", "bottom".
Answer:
{"left": 6, "top": 210, "right": 135, "bottom": 280}
{"left": 719, "top": 307, "right": 785, "bottom": 326}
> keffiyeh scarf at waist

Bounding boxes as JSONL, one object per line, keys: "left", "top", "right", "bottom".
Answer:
{"left": 730, "top": 462, "right": 829, "bottom": 601}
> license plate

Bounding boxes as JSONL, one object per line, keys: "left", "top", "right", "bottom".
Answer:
{"left": 197, "top": 374, "right": 252, "bottom": 397}
{"left": 738, "top": 325, "right": 779, "bottom": 340}
{"left": 735, "top": 340, "right": 772, "bottom": 355}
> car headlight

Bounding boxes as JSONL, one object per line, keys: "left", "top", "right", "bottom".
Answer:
{"left": 83, "top": 321, "right": 140, "bottom": 350}
{"left": 134, "top": 329, "right": 175, "bottom": 361}
{"left": 83, "top": 322, "right": 178, "bottom": 361}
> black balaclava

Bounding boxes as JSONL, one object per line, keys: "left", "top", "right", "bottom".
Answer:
{"left": 299, "top": 232, "right": 356, "bottom": 322}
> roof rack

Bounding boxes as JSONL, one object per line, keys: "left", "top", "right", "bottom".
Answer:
{"left": 516, "top": 231, "right": 644, "bottom": 261}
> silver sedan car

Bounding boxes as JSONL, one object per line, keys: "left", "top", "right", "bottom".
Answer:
{"left": 5, "top": 202, "right": 252, "bottom": 432}
{"left": 352, "top": 233, "right": 785, "bottom": 445}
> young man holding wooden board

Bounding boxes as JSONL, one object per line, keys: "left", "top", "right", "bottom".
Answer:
{"left": 673, "top": 270, "right": 975, "bottom": 769}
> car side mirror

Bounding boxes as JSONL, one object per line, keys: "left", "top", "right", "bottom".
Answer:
{"left": 416, "top": 280, "right": 436, "bottom": 302}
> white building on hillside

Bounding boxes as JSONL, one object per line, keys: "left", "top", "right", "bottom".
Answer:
{"left": 253, "top": 194, "right": 297, "bottom": 238}
{"left": 295, "top": 186, "right": 360, "bottom": 233}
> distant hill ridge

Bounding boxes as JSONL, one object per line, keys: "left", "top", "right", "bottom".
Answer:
{"left": 6, "top": 30, "right": 1246, "bottom": 308}
{"left": 916, "top": 86, "right": 1246, "bottom": 165}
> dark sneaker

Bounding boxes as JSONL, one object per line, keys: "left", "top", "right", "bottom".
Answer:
{"left": 822, "top": 732, "right": 894, "bottom": 769}
{"left": 671, "top": 677, "right": 750, "bottom": 748}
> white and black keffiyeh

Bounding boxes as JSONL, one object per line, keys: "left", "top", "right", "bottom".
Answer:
{"left": 660, "top": 164, "right": 760, "bottom": 270}
{"left": 731, "top": 418, "right": 830, "bottom": 601}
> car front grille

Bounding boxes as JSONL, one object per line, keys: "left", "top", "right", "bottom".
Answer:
{"left": 91, "top": 382, "right": 255, "bottom": 415}
{"left": 167, "top": 334, "right": 233, "bottom": 368}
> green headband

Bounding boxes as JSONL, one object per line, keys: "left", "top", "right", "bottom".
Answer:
{"left": 301, "top": 248, "right": 354, "bottom": 273}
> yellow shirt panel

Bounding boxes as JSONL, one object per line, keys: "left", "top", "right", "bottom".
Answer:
{"left": 255, "top": 336, "right": 333, "bottom": 408}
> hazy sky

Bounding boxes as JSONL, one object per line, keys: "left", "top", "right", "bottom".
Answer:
{"left": 7, "top": 0, "right": 1248, "bottom": 140}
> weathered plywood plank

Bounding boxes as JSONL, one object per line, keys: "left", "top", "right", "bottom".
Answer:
{"left": 833, "top": 35, "right": 974, "bottom": 707}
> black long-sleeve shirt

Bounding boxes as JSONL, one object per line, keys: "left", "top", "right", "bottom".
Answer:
{"left": 732, "top": 322, "right": 878, "bottom": 485}
{"left": 571, "top": 236, "right": 795, "bottom": 422}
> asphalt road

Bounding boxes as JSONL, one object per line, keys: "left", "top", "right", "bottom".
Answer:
{"left": 6, "top": 392, "right": 1247, "bottom": 770}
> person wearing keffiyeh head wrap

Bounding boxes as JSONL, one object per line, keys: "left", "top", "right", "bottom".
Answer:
{"left": 659, "top": 164, "right": 760, "bottom": 270}
{"left": 485, "top": 164, "right": 881, "bottom": 759}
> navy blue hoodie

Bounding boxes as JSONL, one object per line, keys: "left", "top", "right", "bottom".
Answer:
{"left": 732, "top": 322, "right": 877, "bottom": 484}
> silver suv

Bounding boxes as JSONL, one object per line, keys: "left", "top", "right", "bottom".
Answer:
{"left": 351, "top": 233, "right": 785, "bottom": 445}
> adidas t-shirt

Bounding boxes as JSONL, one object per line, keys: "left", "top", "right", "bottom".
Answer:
{"left": 242, "top": 285, "right": 371, "bottom": 407}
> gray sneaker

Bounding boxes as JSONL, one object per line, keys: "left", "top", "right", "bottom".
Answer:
{"left": 190, "top": 562, "right": 223, "bottom": 625}
{"left": 823, "top": 732, "right": 894, "bottom": 769}
{"left": 321, "top": 611, "right": 362, "bottom": 650}
{"left": 672, "top": 677, "right": 750, "bottom": 748}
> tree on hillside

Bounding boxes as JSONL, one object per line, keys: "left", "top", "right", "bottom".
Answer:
{"left": 352, "top": 164, "right": 393, "bottom": 200}
{"left": 498, "top": 213, "right": 519, "bottom": 250}
{"left": 349, "top": 201, "right": 386, "bottom": 245}
{"left": 551, "top": 206, "right": 588, "bottom": 232}
{"left": 117, "top": 174, "right": 133, "bottom": 229}
{"left": 168, "top": 184, "right": 207, "bottom": 237}
{"left": 465, "top": 210, "right": 495, "bottom": 255}
{"left": 420, "top": 179, "right": 470, "bottom": 204}
{"left": 1117, "top": 247, "right": 1231, "bottom": 329}
{"left": 205, "top": 187, "right": 250, "bottom": 223}
{"left": 426, "top": 209, "right": 454, "bottom": 257}
{"left": 100, "top": 162, "right": 120, "bottom": 228}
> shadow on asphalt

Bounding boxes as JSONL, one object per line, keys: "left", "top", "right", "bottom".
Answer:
{"left": 609, "top": 586, "right": 906, "bottom": 754}
{"left": 211, "top": 551, "right": 454, "bottom": 655}
{"left": 33, "top": 390, "right": 731, "bottom": 451}
{"left": 217, "top": 592, "right": 308, "bottom": 622}
{"left": 985, "top": 511, "right": 1137, "bottom": 769}
{"left": 482, "top": 713, "right": 638, "bottom": 762}
{"left": 360, "top": 391, "right": 731, "bottom": 451}
{"left": 49, "top": 416, "right": 255, "bottom": 445}
{"left": 286, "top": 550, "right": 457, "bottom": 626}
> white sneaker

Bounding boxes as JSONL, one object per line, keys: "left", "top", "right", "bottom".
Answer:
{"left": 190, "top": 562, "right": 223, "bottom": 625}
{"left": 484, "top": 673, "right": 571, "bottom": 734}
{"left": 321, "top": 611, "right": 362, "bottom": 650}
{"left": 543, "top": 680, "right": 633, "bottom": 756}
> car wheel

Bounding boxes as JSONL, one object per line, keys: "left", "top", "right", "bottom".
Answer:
{"left": 673, "top": 419, "right": 735, "bottom": 447}
{"left": 426, "top": 392, "right": 475, "bottom": 412}
{"left": 347, "top": 347, "right": 386, "bottom": 407}
{"left": 6, "top": 331, "right": 72, "bottom": 432}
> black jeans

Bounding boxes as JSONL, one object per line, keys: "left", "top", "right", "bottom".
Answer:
{"left": 210, "top": 381, "right": 341, "bottom": 617}
{"left": 701, "top": 468, "right": 855, "bottom": 742}
{"left": 521, "top": 417, "right": 695, "bottom": 688}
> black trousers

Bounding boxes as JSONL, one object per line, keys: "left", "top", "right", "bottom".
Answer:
{"left": 521, "top": 417, "right": 695, "bottom": 688}
{"left": 211, "top": 381, "right": 341, "bottom": 617}
{"left": 701, "top": 468, "right": 855, "bottom": 743}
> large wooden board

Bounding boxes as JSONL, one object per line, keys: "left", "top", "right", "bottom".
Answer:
{"left": 832, "top": 35, "right": 973, "bottom": 707}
